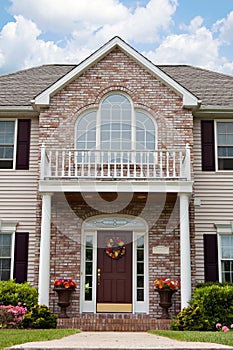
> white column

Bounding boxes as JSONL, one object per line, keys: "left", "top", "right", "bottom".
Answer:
{"left": 38, "top": 193, "right": 52, "bottom": 306}
{"left": 179, "top": 193, "right": 192, "bottom": 309}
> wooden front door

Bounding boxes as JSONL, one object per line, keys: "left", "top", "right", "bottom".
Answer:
{"left": 97, "top": 231, "right": 132, "bottom": 312}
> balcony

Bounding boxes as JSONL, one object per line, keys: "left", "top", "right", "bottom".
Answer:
{"left": 40, "top": 145, "right": 191, "bottom": 182}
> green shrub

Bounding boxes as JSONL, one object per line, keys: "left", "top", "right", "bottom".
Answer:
{"left": 176, "top": 283, "right": 233, "bottom": 331}
{"left": 0, "top": 280, "right": 38, "bottom": 311}
{"left": 21, "top": 305, "right": 57, "bottom": 329}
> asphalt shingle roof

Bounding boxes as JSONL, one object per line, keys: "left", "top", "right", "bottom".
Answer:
{"left": 0, "top": 62, "right": 232, "bottom": 107}
{"left": 0, "top": 65, "right": 76, "bottom": 106}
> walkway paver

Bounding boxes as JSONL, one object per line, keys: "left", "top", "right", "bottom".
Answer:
{"left": 6, "top": 331, "right": 233, "bottom": 350}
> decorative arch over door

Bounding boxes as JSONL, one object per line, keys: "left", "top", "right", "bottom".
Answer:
{"left": 80, "top": 215, "right": 149, "bottom": 314}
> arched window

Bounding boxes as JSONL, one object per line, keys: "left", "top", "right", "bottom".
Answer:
{"left": 76, "top": 93, "right": 156, "bottom": 152}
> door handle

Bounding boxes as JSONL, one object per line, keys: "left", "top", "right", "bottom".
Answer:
{"left": 97, "top": 268, "right": 101, "bottom": 286}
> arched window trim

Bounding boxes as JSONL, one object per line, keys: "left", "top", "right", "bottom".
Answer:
{"left": 76, "top": 92, "right": 157, "bottom": 151}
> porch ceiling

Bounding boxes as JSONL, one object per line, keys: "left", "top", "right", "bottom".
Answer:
{"left": 64, "top": 191, "right": 177, "bottom": 204}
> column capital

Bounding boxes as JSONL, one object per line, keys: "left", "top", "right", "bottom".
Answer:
{"left": 40, "top": 192, "right": 54, "bottom": 197}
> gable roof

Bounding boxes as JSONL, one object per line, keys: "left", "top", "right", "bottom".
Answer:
{"left": 32, "top": 37, "right": 199, "bottom": 108}
{"left": 0, "top": 36, "right": 233, "bottom": 110}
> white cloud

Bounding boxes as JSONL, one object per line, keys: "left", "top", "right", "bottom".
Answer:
{"left": 9, "top": 0, "right": 178, "bottom": 44}
{"left": 0, "top": 15, "right": 66, "bottom": 73}
{"left": 213, "top": 11, "right": 233, "bottom": 43}
{"left": 9, "top": 0, "right": 130, "bottom": 33}
{"left": 0, "top": 0, "right": 179, "bottom": 73}
{"left": 145, "top": 16, "right": 232, "bottom": 74}
{"left": 93, "top": 0, "right": 178, "bottom": 43}
{"left": 0, "top": 1, "right": 233, "bottom": 75}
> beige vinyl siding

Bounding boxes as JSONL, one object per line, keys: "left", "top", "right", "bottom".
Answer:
{"left": 193, "top": 118, "right": 233, "bottom": 282}
{"left": 0, "top": 117, "right": 39, "bottom": 283}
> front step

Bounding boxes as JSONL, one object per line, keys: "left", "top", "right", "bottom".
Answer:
{"left": 57, "top": 314, "right": 171, "bottom": 331}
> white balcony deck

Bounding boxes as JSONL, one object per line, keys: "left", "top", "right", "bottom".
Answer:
{"left": 40, "top": 146, "right": 191, "bottom": 182}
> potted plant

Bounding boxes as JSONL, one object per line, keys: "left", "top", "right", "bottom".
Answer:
{"left": 53, "top": 278, "right": 76, "bottom": 318}
{"left": 154, "top": 278, "right": 180, "bottom": 318}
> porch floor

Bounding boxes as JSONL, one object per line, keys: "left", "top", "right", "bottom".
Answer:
{"left": 57, "top": 314, "right": 171, "bottom": 331}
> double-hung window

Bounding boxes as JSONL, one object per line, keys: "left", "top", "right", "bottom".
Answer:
{"left": 216, "top": 122, "right": 233, "bottom": 170}
{"left": 219, "top": 235, "right": 233, "bottom": 283}
{"left": 0, "top": 119, "right": 31, "bottom": 170}
{"left": 0, "top": 120, "right": 16, "bottom": 169}
{"left": 201, "top": 120, "right": 233, "bottom": 171}
{"left": 0, "top": 233, "right": 14, "bottom": 280}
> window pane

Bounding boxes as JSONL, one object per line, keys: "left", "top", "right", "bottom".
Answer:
{"left": 100, "top": 94, "right": 132, "bottom": 150}
{"left": 137, "top": 276, "right": 144, "bottom": 288}
{"left": 137, "top": 289, "right": 144, "bottom": 301}
{"left": 217, "top": 122, "right": 233, "bottom": 170}
{"left": 85, "top": 235, "right": 93, "bottom": 301}
{"left": 0, "top": 121, "right": 15, "bottom": 167}
{"left": 136, "top": 112, "right": 155, "bottom": 151}
{"left": 136, "top": 235, "right": 145, "bottom": 301}
{"left": 221, "top": 261, "right": 233, "bottom": 283}
{"left": 76, "top": 112, "right": 96, "bottom": 150}
{"left": 0, "top": 257, "right": 11, "bottom": 281}
{"left": 86, "top": 249, "right": 93, "bottom": 261}
{"left": 221, "top": 236, "right": 233, "bottom": 259}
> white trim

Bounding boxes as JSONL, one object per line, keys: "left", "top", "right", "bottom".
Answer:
{"left": 0, "top": 220, "right": 18, "bottom": 233}
{"left": 10, "top": 232, "right": 15, "bottom": 279}
{"left": 0, "top": 119, "right": 17, "bottom": 170}
{"left": 179, "top": 193, "right": 192, "bottom": 308}
{"left": 215, "top": 222, "right": 233, "bottom": 283}
{"left": 80, "top": 215, "right": 149, "bottom": 314}
{"left": 214, "top": 119, "right": 233, "bottom": 172}
{"left": 38, "top": 193, "right": 52, "bottom": 306}
{"left": 39, "top": 179, "right": 193, "bottom": 193}
{"left": 0, "top": 220, "right": 17, "bottom": 280}
{"left": 33, "top": 37, "right": 199, "bottom": 108}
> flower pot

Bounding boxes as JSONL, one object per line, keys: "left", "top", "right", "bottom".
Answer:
{"left": 54, "top": 288, "right": 75, "bottom": 318}
{"left": 156, "top": 289, "right": 176, "bottom": 319}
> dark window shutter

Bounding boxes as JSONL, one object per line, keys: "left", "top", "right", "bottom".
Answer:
{"left": 16, "top": 119, "right": 31, "bottom": 170}
{"left": 204, "top": 234, "right": 219, "bottom": 282}
{"left": 13, "top": 232, "right": 29, "bottom": 283}
{"left": 201, "top": 120, "right": 215, "bottom": 171}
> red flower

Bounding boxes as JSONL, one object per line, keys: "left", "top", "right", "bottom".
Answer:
{"left": 154, "top": 278, "right": 180, "bottom": 290}
{"left": 54, "top": 278, "right": 76, "bottom": 289}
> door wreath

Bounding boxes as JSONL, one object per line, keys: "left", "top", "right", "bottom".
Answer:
{"left": 105, "top": 237, "right": 126, "bottom": 260}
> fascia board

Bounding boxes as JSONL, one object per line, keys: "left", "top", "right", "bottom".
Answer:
{"left": 194, "top": 105, "right": 233, "bottom": 118}
{"left": 33, "top": 37, "right": 199, "bottom": 108}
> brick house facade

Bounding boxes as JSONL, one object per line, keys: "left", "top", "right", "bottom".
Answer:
{"left": 1, "top": 37, "right": 233, "bottom": 330}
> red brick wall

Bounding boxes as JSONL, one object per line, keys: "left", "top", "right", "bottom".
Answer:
{"left": 39, "top": 48, "right": 193, "bottom": 151}
{"left": 47, "top": 192, "right": 183, "bottom": 317}
{"left": 35, "top": 47, "right": 195, "bottom": 318}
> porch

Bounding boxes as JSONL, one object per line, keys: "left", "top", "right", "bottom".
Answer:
{"left": 38, "top": 145, "right": 193, "bottom": 312}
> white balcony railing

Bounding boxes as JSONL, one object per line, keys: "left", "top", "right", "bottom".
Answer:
{"left": 40, "top": 145, "right": 191, "bottom": 181}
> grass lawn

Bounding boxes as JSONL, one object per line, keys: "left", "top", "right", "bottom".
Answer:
{"left": 0, "top": 329, "right": 80, "bottom": 350}
{"left": 149, "top": 330, "right": 233, "bottom": 347}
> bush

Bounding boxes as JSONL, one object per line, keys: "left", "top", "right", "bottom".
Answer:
{"left": 0, "top": 304, "right": 27, "bottom": 328}
{"left": 21, "top": 305, "right": 57, "bottom": 329}
{"left": 0, "top": 280, "right": 38, "bottom": 311}
{"left": 176, "top": 283, "right": 233, "bottom": 331}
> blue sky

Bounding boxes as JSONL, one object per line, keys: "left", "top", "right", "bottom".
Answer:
{"left": 0, "top": 0, "right": 233, "bottom": 75}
